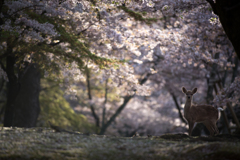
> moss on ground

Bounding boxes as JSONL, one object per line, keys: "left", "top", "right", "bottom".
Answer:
{"left": 0, "top": 128, "right": 239, "bottom": 160}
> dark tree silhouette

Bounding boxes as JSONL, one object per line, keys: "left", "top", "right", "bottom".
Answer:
{"left": 207, "top": 0, "right": 240, "bottom": 59}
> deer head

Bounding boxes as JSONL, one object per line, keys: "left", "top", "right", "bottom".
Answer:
{"left": 182, "top": 87, "right": 197, "bottom": 102}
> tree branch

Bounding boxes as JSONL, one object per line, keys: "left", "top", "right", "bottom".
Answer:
{"left": 102, "top": 78, "right": 108, "bottom": 128}
{"left": 169, "top": 92, "right": 188, "bottom": 124}
{"left": 99, "top": 57, "right": 160, "bottom": 134}
{"left": 99, "top": 94, "right": 135, "bottom": 135}
{"left": 86, "top": 67, "right": 100, "bottom": 128}
{"left": 9, "top": 5, "right": 44, "bottom": 17}
{"left": 99, "top": 72, "right": 152, "bottom": 135}
{"left": 231, "top": 57, "right": 239, "bottom": 83}
{"left": 139, "top": 73, "right": 152, "bottom": 85}
{"left": 77, "top": 23, "right": 94, "bottom": 35}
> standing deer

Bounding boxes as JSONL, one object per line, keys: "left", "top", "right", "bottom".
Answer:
{"left": 182, "top": 87, "right": 223, "bottom": 136}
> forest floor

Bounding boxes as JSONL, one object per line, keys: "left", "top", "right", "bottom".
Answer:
{"left": 0, "top": 127, "right": 240, "bottom": 160}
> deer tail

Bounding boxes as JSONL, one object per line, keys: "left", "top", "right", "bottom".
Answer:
{"left": 216, "top": 107, "right": 223, "bottom": 120}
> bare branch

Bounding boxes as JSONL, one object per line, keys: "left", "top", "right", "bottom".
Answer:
{"left": 169, "top": 92, "right": 188, "bottom": 124}
{"left": 9, "top": 5, "right": 44, "bottom": 17}
{"left": 99, "top": 94, "right": 135, "bottom": 135}
{"left": 86, "top": 67, "right": 100, "bottom": 128}
{"left": 77, "top": 23, "right": 94, "bottom": 36}
{"left": 102, "top": 78, "right": 108, "bottom": 127}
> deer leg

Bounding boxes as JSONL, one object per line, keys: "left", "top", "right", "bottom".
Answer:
{"left": 215, "top": 125, "right": 219, "bottom": 135}
{"left": 188, "top": 121, "right": 195, "bottom": 136}
{"left": 212, "top": 121, "right": 219, "bottom": 135}
{"left": 208, "top": 121, "right": 219, "bottom": 136}
{"left": 210, "top": 125, "right": 216, "bottom": 136}
{"left": 203, "top": 122, "right": 214, "bottom": 136}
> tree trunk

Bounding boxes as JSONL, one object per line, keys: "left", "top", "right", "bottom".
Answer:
{"left": 0, "top": 0, "right": 4, "bottom": 27}
{"left": 85, "top": 67, "right": 100, "bottom": 128}
{"left": 102, "top": 78, "right": 108, "bottom": 128}
{"left": 99, "top": 94, "right": 134, "bottom": 135}
{"left": 207, "top": 0, "right": 240, "bottom": 59}
{"left": 12, "top": 63, "right": 41, "bottom": 127}
{"left": 4, "top": 55, "right": 41, "bottom": 127}
{"left": 170, "top": 92, "right": 187, "bottom": 124}
{"left": 4, "top": 55, "right": 19, "bottom": 127}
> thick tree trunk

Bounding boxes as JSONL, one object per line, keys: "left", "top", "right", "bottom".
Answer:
{"left": 12, "top": 63, "right": 41, "bottom": 127}
{"left": 207, "top": 0, "right": 240, "bottom": 59}
{"left": 0, "top": 0, "right": 4, "bottom": 27}
{"left": 4, "top": 55, "right": 19, "bottom": 127}
{"left": 4, "top": 53, "right": 40, "bottom": 127}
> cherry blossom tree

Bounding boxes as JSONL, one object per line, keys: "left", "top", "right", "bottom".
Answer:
{"left": 0, "top": 0, "right": 115, "bottom": 127}
{"left": 0, "top": 0, "right": 239, "bottom": 135}
{"left": 58, "top": 0, "right": 235, "bottom": 135}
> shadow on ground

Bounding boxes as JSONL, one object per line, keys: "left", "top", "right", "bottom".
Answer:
{"left": 0, "top": 128, "right": 239, "bottom": 160}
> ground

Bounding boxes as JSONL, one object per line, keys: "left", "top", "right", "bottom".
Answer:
{"left": 0, "top": 127, "right": 240, "bottom": 160}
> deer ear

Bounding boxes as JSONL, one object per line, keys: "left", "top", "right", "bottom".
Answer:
{"left": 182, "top": 87, "right": 187, "bottom": 93}
{"left": 192, "top": 88, "right": 197, "bottom": 94}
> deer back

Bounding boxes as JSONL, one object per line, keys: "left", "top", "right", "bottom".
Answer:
{"left": 187, "top": 105, "right": 218, "bottom": 122}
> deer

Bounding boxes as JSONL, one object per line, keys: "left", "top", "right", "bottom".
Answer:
{"left": 182, "top": 87, "right": 223, "bottom": 136}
